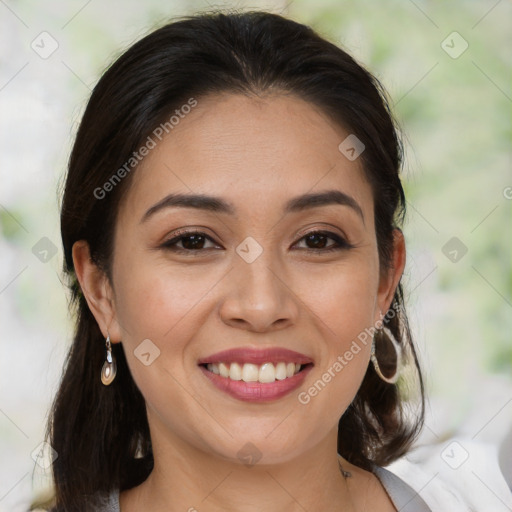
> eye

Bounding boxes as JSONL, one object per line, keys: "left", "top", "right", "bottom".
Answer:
{"left": 160, "top": 229, "right": 353, "bottom": 255}
{"left": 293, "top": 230, "right": 354, "bottom": 253}
{"left": 161, "top": 230, "right": 220, "bottom": 253}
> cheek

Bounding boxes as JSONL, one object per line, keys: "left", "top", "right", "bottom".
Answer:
{"left": 111, "top": 256, "right": 216, "bottom": 426}
{"left": 299, "top": 255, "right": 379, "bottom": 343}
{"left": 110, "top": 250, "right": 233, "bottom": 395}
{"left": 112, "top": 250, "right": 222, "bottom": 342}
{"left": 296, "top": 259, "right": 378, "bottom": 410}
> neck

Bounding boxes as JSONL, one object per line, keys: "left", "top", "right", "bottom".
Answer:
{"left": 120, "top": 421, "right": 357, "bottom": 512}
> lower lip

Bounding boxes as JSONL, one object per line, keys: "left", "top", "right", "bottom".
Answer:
{"left": 199, "top": 364, "right": 313, "bottom": 402}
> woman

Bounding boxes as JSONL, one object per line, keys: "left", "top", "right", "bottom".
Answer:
{"left": 44, "top": 10, "right": 430, "bottom": 511}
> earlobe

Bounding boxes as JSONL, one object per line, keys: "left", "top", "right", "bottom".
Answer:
{"left": 377, "top": 228, "right": 406, "bottom": 317}
{"left": 72, "top": 240, "right": 122, "bottom": 342}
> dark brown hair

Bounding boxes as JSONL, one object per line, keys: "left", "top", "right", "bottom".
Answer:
{"left": 42, "top": 9, "right": 424, "bottom": 511}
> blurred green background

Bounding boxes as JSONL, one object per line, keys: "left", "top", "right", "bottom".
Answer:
{"left": 0, "top": 0, "right": 510, "bottom": 509}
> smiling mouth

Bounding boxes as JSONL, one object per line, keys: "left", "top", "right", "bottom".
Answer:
{"left": 199, "top": 361, "right": 314, "bottom": 384}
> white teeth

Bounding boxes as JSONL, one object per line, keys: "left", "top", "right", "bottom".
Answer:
{"left": 259, "top": 363, "right": 275, "bottom": 383}
{"left": 207, "top": 363, "right": 220, "bottom": 375}
{"left": 229, "top": 362, "right": 242, "bottom": 381}
{"left": 242, "top": 363, "right": 259, "bottom": 382}
{"left": 205, "top": 361, "right": 303, "bottom": 383}
{"left": 218, "top": 362, "right": 230, "bottom": 378}
{"left": 275, "top": 362, "right": 287, "bottom": 380}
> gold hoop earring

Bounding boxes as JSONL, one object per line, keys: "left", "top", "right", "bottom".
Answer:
{"left": 101, "top": 334, "right": 117, "bottom": 386}
{"left": 370, "top": 326, "right": 401, "bottom": 384}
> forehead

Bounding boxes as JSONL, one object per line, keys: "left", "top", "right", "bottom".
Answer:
{"left": 119, "top": 92, "right": 373, "bottom": 223}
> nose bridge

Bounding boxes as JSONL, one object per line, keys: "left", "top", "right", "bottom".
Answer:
{"left": 235, "top": 231, "right": 281, "bottom": 285}
{"left": 219, "top": 242, "right": 298, "bottom": 332}
{"left": 237, "top": 249, "right": 280, "bottom": 297}
{"left": 236, "top": 243, "right": 284, "bottom": 305}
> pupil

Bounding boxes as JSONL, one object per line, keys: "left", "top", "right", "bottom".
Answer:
{"left": 183, "top": 234, "right": 204, "bottom": 249}
{"left": 307, "top": 233, "right": 326, "bottom": 249}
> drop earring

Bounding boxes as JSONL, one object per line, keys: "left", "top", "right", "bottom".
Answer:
{"left": 101, "top": 334, "right": 117, "bottom": 386}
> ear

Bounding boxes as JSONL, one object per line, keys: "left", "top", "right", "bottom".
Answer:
{"left": 72, "top": 240, "right": 122, "bottom": 343}
{"left": 375, "top": 228, "right": 406, "bottom": 322}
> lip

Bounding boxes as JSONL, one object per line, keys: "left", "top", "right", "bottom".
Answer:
{"left": 199, "top": 363, "right": 313, "bottom": 402}
{"left": 197, "top": 347, "right": 314, "bottom": 366}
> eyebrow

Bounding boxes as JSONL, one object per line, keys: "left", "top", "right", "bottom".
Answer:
{"left": 141, "top": 189, "right": 364, "bottom": 223}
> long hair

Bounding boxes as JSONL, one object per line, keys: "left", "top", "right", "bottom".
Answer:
{"left": 43, "top": 10, "right": 424, "bottom": 510}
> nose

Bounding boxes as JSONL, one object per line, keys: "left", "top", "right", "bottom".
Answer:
{"left": 219, "top": 254, "right": 300, "bottom": 333}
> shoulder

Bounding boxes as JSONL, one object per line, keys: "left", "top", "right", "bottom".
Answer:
{"left": 95, "top": 488, "right": 120, "bottom": 512}
{"left": 338, "top": 455, "right": 423, "bottom": 511}
{"left": 372, "top": 465, "right": 432, "bottom": 512}
{"left": 47, "top": 489, "right": 120, "bottom": 512}
{"left": 384, "top": 438, "right": 512, "bottom": 512}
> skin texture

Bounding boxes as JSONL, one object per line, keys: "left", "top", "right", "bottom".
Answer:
{"left": 73, "top": 92, "right": 405, "bottom": 511}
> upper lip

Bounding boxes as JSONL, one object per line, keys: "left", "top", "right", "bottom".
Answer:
{"left": 198, "top": 347, "right": 314, "bottom": 366}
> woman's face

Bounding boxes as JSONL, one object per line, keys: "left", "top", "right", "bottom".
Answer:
{"left": 89, "top": 93, "right": 402, "bottom": 464}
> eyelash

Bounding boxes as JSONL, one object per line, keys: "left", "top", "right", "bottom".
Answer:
{"left": 160, "top": 229, "right": 354, "bottom": 255}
